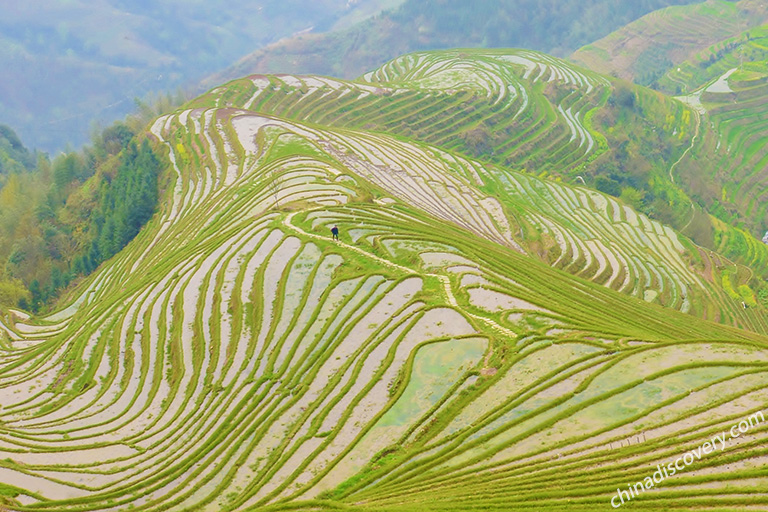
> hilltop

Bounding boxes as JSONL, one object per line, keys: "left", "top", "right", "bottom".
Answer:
{"left": 2, "top": 48, "right": 768, "bottom": 511}
{"left": 205, "top": 48, "right": 768, "bottom": 282}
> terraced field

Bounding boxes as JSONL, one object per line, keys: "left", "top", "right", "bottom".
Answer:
{"left": 195, "top": 50, "right": 762, "bottom": 331}
{"left": 570, "top": 0, "right": 768, "bottom": 84}
{"left": 665, "top": 31, "right": 768, "bottom": 240}
{"left": 3, "top": 50, "right": 768, "bottom": 512}
{"left": 569, "top": 5, "right": 768, "bottom": 254}
{"left": 195, "top": 50, "right": 610, "bottom": 175}
{"left": 656, "top": 25, "right": 768, "bottom": 96}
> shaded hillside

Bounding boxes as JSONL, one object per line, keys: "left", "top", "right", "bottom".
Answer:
{"left": 570, "top": 0, "right": 768, "bottom": 85}
{"left": 0, "top": 117, "right": 167, "bottom": 312}
{"left": 569, "top": 1, "right": 768, "bottom": 272}
{"left": 205, "top": 0, "right": 701, "bottom": 87}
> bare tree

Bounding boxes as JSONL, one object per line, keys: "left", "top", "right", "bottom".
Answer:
{"left": 269, "top": 170, "right": 284, "bottom": 208}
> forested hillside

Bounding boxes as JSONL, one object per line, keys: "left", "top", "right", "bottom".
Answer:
{"left": 0, "top": 121, "right": 163, "bottom": 312}
{"left": 0, "top": 125, "right": 38, "bottom": 176}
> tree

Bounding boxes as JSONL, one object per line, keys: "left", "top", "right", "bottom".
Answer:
{"left": 595, "top": 176, "right": 622, "bottom": 197}
{"left": 620, "top": 187, "right": 646, "bottom": 210}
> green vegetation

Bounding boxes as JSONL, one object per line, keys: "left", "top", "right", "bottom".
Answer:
{"left": 0, "top": 125, "right": 38, "bottom": 176}
{"left": 662, "top": 30, "right": 768, "bottom": 242}
{"left": 0, "top": 123, "right": 162, "bottom": 312}
{"left": 200, "top": 49, "right": 613, "bottom": 182}
{"left": 73, "top": 140, "right": 161, "bottom": 275}
{"left": 568, "top": 6, "right": 768, "bottom": 289}
{"left": 203, "top": 49, "right": 753, "bottom": 291}
{"left": 657, "top": 27, "right": 768, "bottom": 94}
{"left": 586, "top": 81, "right": 697, "bottom": 228}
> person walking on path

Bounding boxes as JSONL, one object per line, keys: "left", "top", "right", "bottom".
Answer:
{"left": 331, "top": 225, "right": 339, "bottom": 240}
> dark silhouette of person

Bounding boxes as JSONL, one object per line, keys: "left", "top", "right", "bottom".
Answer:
{"left": 331, "top": 225, "right": 339, "bottom": 240}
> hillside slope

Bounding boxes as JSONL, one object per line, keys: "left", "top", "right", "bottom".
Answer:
{"left": 662, "top": 37, "right": 768, "bottom": 244}
{"left": 570, "top": 0, "right": 768, "bottom": 84}
{"left": 581, "top": 13, "right": 768, "bottom": 243}
{"left": 200, "top": 49, "right": 768, "bottom": 326}
{"left": 204, "top": 0, "right": 701, "bottom": 88}
{"left": 3, "top": 51, "right": 768, "bottom": 510}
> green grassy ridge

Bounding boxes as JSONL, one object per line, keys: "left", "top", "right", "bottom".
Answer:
{"left": 295, "top": 203, "right": 754, "bottom": 341}
{"left": 24, "top": 103, "right": 768, "bottom": 340}
{"left": 483, "top": 164, "right": 768, "bottom": 333}
{"left": 216, "top": 116, "right": 768, "bottom": 508}
{"left": 0, "top": 107, "right": 480, "bottom": 508}
{"left": 164, "top": 109, "right": 768, "bottom": 512}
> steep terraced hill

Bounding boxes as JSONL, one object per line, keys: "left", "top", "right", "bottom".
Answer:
{"left": 199, "top": 49, "right": 711, "bottom": 234}
{"left": 192, "top": 50, "right": 768, "bottom": 331}
{"left": 2, "top": 79, "right": 768, "bottom": 511}
{"left": 197, "top": 50, "right": 612, "bottom": 175}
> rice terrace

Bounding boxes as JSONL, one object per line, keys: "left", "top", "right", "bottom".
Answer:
{"left": 5, "top": 1, "right": 768, "bottom": 511}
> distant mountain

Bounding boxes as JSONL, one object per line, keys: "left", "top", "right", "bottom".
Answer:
{"left": 0, "top": 0, "right": 404, "bottom": 153}
{"left": 204, "top": 0, "right": 702, "bottom": 87}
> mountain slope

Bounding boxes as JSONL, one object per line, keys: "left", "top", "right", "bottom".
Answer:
{"left": 3, "top": 48, "right": 768, "bottom": 510}
{"left": 198, "top": 49, "right": 768, "bottom": 331}
{"left": 576, "top": 9, "right": 768, "bottom": 241}
{"left": 204, "top": 0, "right": 702, "bottom": 88}
{"left": 202, "top": 49, "right": 690, "bottom": 203}
{"left": 570, "top": 0, "right": 768, "bottom": 84}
